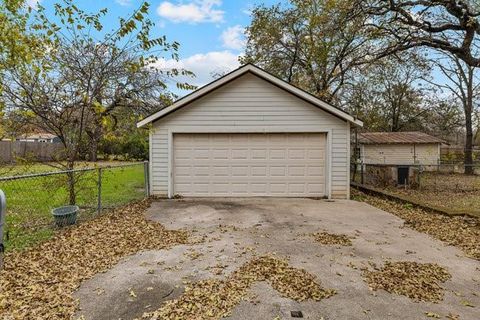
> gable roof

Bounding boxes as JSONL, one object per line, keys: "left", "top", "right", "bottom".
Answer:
{"left": 137, "top": 64, "right": 363, "bottom": 128}
{"left": 358, "top": 132, "right": 445, "bottom": 145}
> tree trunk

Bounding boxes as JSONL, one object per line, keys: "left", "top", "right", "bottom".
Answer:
{"left": 464, "top": 69, "right": 475, "bottom": 175}
{"left": 90, "top": 137, "right": 98, "bottom": 162}
{"left": 465, "top": 109, "right": 474, "bottom": 174}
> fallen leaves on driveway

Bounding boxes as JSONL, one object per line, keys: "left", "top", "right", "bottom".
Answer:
{"left": 353, "top": 190, "right": 480, "bottom": 260}
{"left": 143, "top": 255, "right": 335, "bottom": 320}
{"left": 311, "top": 231, "right": 353, "bottom": 246}
{"left": 0, "top": 199, "right": 189, "bottom": 320}
{"left": 363, "top": 261, "right": 451, "bottom": 302}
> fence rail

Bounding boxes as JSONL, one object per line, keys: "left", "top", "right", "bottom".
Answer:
{"left": 0, "top": 162, "right": 149, "bottom": 252}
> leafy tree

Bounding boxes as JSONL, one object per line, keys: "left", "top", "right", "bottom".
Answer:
{"left": 0, "top": 0, "right": 43, "bottom": 74}
{"left": 347, "top": 53, "right": 431, "bottom": 132}
{"left": 428, "top": 53, "right": 480, "bottom": 173}
{"left": 362, "top": 0, "right": 480, "bottom": 67}
{"left": 424, "top": 98, "right": 464, "bottom": 144}
{"left": 0, "top": 0, "right": 44, "bottom": 132}
{"left": 1, "top": 0, "right": 192, "bottom": 203}
{"left": 241, "top": 0, "right": 372, "bottom": 103}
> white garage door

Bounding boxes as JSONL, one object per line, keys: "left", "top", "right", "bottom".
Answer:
{"left": 173, "top": 133, "right": 327, "bottom": 197}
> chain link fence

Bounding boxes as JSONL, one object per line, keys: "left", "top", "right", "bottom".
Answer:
{"left": 351, "top": 162, "right": 480, "bottom": 216}
{"left": 0, "top": 162, "right": 149, "bottom": 251}
{"left": 351, "top": 162, "right": 480, "bottom": 187}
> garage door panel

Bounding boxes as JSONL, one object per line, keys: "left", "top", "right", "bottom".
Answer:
{"left": 288, "top": 149, "right": 306, "bottom": 160}
{"left": 213, "top": 166, "right": 229, "bottom": 176}
{"left": 252, "top": 166, "right": 267, "bottom": 176}
{"left": 288, "top": 183, "right": 306, "bottom": 194}
{"left": 307, "top": 166, "right": 325, "bottom": 176}
{"left": 211, "top": 183, "right": 230, "bottom": 193}
{"left": 232, "top": 148, "right": 248, "bottom": 159}
{"left": 270, "top": 149, "right": 286, "bottom": 160}
{"left": 212, "top": 149, "right": 229, "bottom": 159}
{"left": 288, "top": 166, "right": 305, "bottom": 176}
{"left": 270, "top": 183, "right": 287, "bottom": 193}
{"left": 193, "top": 166, "right": 210, "bottom": 176}
{"left": 308, "top": 148, "right": 325, "bottom": 159}
{"left": 193, "top": 148, "right": 210, "bottom": 159}
{"left": 175, "top": 149, "right": 192, "bottom": 160}
{"left": 231, "top": 166, "right": 249, "bottom": 176}
{"left": 173, "top": 133, "right": 326, "bottom": 197}
{"left": 252, "top": 149, "right": 267, "bottom": 159}
{"left": 231, "top": 183, "right": 248, "bottom": 194}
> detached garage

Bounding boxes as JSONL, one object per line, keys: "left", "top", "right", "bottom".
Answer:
{"left": 137, "top": 64, "right": 363, "bottom": 199}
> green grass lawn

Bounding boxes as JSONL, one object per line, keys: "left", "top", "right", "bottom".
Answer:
{"left": 0, "top": 162, "right": 145, "bottom": 250}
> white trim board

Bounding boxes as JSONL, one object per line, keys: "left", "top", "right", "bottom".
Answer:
{"left": 138, "top": 64, "right": 363, "bottom": 128}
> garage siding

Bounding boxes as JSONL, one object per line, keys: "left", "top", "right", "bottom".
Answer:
{"left": 150, "top": 73, "right": 350, "bottom": 199}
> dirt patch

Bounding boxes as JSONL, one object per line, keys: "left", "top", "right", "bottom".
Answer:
{"left": 0, "top": 199, "right": 189, "bottom": 320}
{"left": 363, "top": 261, "right": 451, "bottom": 302}
{"left": 311, "top": 231, "right": 353, "bottom": 246}
{"left": 143, "top": 255, "right": 336, "bottom": 320}
{"left": 353, "top": 190, "right": 480, "bottom": 260}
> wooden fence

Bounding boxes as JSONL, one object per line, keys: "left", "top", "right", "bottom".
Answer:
{"left": 0, "top": 141, "right": 64, "bottom": 163}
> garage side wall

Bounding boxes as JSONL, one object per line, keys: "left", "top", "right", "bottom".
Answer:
{"left": 150, "top": 73, "right": 350, "bottom": 199}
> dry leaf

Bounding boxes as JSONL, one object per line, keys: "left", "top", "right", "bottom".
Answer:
{"left": 460, "top": 300, "right": 475, "bottom": 307}
{"left": 425, "top": 312, "right": 441, "bottom": 318}
{"left": 130, "top": 289, "right": 138, "bottom": 298}
{"left": 0, "top": 199, "right": 189, "bottom": 319}
{"left": 363, "top": 261, "right": 451, "bottom": 302}
{"left": 143, "top": 255, "right": 335, "bottom": 320}
{"left": 353, "top": 190, "right": 480, "bottom": 260}
{"left": 311, "top": 231, "right": 353, "bottom": 246}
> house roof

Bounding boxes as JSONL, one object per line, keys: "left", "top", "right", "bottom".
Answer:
{"left": 358, "top": 132, "right": 445, "bottom": 145}
{"left": 137, "top": 64, "right": 363, "bottom": 128}
{"left": 21, "top": 133, "right": 58, "bottom": 140}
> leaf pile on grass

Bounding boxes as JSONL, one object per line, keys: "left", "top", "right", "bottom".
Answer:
{"left": 311, "top": 231, "right": 353, "bottom": 246}
{"left": 363, "top": 261, "right": 451, "bottom": 302}
{"left": 354, "top": 190, "right": 480, "bottom": 260}
{"left": 0, "top": 199, "right": 189, "bottom": 320}
{"left": 143, "top": 255, "right": 335, "bottom": 320}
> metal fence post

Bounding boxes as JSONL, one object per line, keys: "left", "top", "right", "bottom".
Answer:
{"left": 0, "top": 189, "right": 6, "bottom": 270}
{"left": 97, "top": 168, "right": 102, "bottom": 215}
{"left": 144, "top": 161, "right": 150, "bottom": 197}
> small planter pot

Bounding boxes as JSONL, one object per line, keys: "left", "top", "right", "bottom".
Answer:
{"left": 52, "top": 205, "right": 79, "bottom": 227}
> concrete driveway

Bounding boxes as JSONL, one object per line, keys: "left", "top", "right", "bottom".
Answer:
{"left": 75, "top": 198, "right": 480, "bottom": 320}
